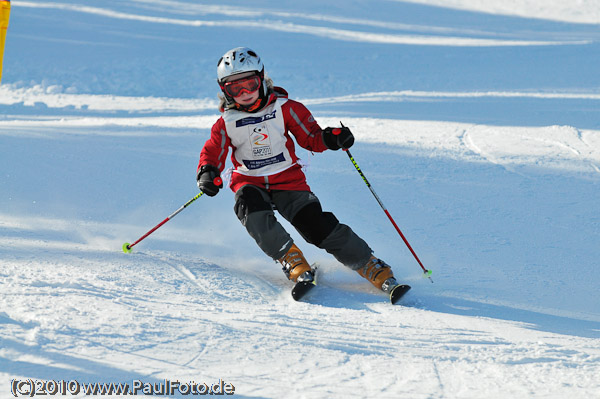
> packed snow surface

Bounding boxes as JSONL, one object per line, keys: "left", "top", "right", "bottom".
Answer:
{"left": 1, "top": 1, "right": 599, "bottom": 398}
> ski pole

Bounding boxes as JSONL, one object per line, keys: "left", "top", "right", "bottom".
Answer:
{"left": 334, "top": 125, "right": 433, "bottom": 282}
{"left": 122, "top": 177, "right": 222, "bottom": 253}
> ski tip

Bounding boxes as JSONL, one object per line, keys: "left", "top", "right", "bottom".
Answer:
{"left": 390, "top": 284, "right": 411, "bottom": 305}
{"left": 291, "top": 281, "right": 316, "bottom": 301}
{"left": 122, "top": 242, "right": 132, "bottom": 253}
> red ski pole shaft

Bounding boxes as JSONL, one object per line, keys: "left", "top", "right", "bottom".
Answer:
{"left": 343, "top": 147, "right": 433, "bottom": 282}
{"left": 125, "top": 216, "right": 171, "bottom": 251}
{"left": 123, "top": 177, "right": 222, "bottom": 253}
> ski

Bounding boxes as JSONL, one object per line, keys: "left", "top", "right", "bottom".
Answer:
{"left": 291, "top": 280, "right": 316, "bottom": 301}
{"left": 290, "top": 264, "right": 318, "bottom": 301}
{"left": 292, "top": 281, "right": 411, "bottom": 304}
{"left": 389, "top": 284, "right": 411, "bottom": 304}
{"left": 289, "top": 265, "right": 411, "bottom": 304}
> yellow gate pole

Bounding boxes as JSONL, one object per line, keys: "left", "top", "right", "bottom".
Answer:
{"left": 0, "top": 0, "right": 11, "bottom": 83}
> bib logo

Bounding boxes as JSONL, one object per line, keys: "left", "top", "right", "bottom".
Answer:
{"left": 236, "top": 111, "right": 277, "bottom": 127}
{"left": 250, "top": 124, "right": 272, "bottom": 158}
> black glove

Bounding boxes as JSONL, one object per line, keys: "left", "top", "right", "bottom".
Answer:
{"left": 196, "top": 164, "right": 223, "bottom": 197}
{"left": 322, "top": 126, "right": 354, "bottom": 150}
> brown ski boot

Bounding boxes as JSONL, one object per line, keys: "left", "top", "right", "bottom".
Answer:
{"left": 357, "top": 255, "right": 398, "bottom": 294}
{"left": 278, "top": 243, "right": 314, "bottom": 283}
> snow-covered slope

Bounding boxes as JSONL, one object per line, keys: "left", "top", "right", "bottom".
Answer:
{"left": 402, "top": 0, "right": 600, "bottom": 24}
{"left": 1, "top": 1, "right": 599, "bottom": 398}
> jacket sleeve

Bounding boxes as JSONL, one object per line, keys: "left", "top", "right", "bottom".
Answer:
{"left": 283, "top": 100, "right": 329, "bottom": 153}
{"left": 198, "top": 118, "right": 230, "bottom": 174}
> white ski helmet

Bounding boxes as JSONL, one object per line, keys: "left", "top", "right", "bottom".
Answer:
{"left": 217, "top": 47, "right": 264, "bottom": 84}
{"left": 217, "top": 47, "right": 270, "bottom": 101}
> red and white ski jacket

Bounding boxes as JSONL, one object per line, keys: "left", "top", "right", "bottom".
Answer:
{"left": 198, "top": 87, "right": 329, "bottom": 192}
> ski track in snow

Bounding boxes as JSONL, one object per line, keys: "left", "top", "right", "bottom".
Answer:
{"left": 1, "top": 86, "right": 599, "bottom": 176}
{"left": 3, "top": 85, "right": 600, "bottom": 111}
{"left": 2, "top": 1, "right": 600, "bottom": 398}
{"left": 13, "top": 1, "right": 593, "bottom": 47}
{"left": 1, "top": 242, "right": 600, "bottom": 398}
{"left": 399, "top": 0, "right": 600, "bottom": 25}
{"left": 2, "top": 111, "right": 599, "bottom": 396}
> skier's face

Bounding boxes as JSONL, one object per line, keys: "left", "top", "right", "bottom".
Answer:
{"left": 234, "top": 88, "right": 260, "bottom": 106}
{"left": 223, "top": 72, "right": 261, "bottom": 106}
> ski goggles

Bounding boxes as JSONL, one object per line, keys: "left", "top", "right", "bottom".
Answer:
{"left": 222, "top": 75, "right": 261, "bottom": 98}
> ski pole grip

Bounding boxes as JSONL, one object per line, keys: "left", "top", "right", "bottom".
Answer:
{"left": 213, "top": 176, "right": 223, "bottom": 186}
{"left": 332, "top": 128, "right": 341, "bottom": 135}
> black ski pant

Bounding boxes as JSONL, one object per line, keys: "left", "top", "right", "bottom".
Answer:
{"left": 234, "top": 184, "right": 372, "bottom": 270}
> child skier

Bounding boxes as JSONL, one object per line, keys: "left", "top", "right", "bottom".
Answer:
{"left": 197, "top": 47, "right": 401, "bottom": 296}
